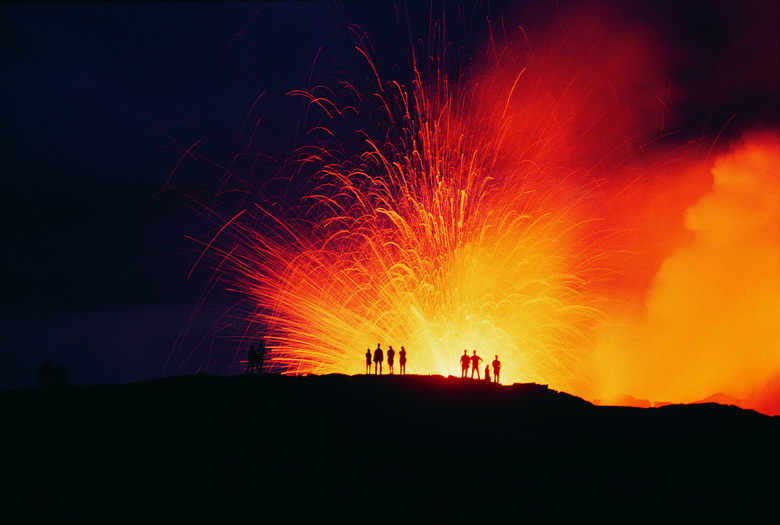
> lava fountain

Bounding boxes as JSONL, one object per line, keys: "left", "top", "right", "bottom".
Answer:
{"left": 170, "top": 2, "right": 777, "bottom": 410}
{"left": 174, "top": 5, "right": 672, "bottom": 398}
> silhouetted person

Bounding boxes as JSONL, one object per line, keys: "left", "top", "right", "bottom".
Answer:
{"left": 460, "top": 350, "right": 470, "bottom": 378}
{"left": 257, "top": 339, "right": 266, "bottom": 373}
{"left": 374, "top": 343, "right": 384, "bottom": 375}
{"left": 399, "top": 346, "right": 407, "bottom": 375}
{"left": 484, "top": 365, "right": 491, "bottom": 383}
{"left": 492, "top": 355, "right": 501, "bottom": 384}
{"left": 245, "top": 344, "right": 257, "bottom": 374}
{"left": 53, "top": 363, "right": 68, "bottom": 385}
{"left": 470, "top": 350, "right": 483, "bottom": 379}
{"left": 38, "top": 360, "right": 54, "bottom": 386}
{"left": 38, "top": 360, "right": 66, "bottom": 386}
{"left": 387, "top": 346, "right": 395, "bottom": 375}
{"left": 365, "top": 348, "right": 372, "bottom": 374}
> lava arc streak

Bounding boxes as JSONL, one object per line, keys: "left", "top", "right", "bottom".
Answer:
{"left": 208, "top": 30, "right": 617, "bottom": 395}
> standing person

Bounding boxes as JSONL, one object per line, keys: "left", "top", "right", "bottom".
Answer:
{"left": 387, "top": 346, "right": 395, "bottom": 375}
{"left": 492, "top": 355, "right": 501, "bottom": 384}
{"left": 484, "top": 364, "right": 491, "bottom": 383}
{"left": 257, "top": 339, "right": 266, "bottom": 373}
{"left": 399, "top": 346, "right": 407, "bottom": 375}
{"left": 373, "top": 343, "right": 384, "bottom": 375}
{"left": 245, "top": 344, "right": 256, "bottom": 374}
{"left": 470, "top": 350, "right": 483, "bottom": 379}
{"left": 365, "top": 348, "right": 372, "bottom": 374}
{"left": 460, "top": 350, "right": 471, "bottom": 378}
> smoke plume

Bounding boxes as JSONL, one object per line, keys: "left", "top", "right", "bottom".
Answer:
{"left": 596, "top": 131, "right": 780, "bottom": 414}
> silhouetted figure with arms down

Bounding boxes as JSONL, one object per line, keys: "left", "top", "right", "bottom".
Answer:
{"left": 53, "top": 363, "right": 68, "bottom": 385}
{"left": 470, "top": 350, "right": 483, "bottom": 379}
{"left": 257, "top": 339, "right": 266, "bottom": 373}
{"left": 399, "top": 346, "right": 407, "bottom": 375}
{"left": 460, "top": 350, "right": 470, "bottom": 378}
{"left": 374, "top": 343, "right": 384, "bottom": 375}
{"left": 38, "top": 360, "right": 55, "bottom": 386}
{"left": 365, "top": 348, "right": 372, "bottom": 374}
{"left": 484, "top": 365, "right": 491, "bottom": 383}
{"left": 38, "top": 360, "right": 67, "bottom": 386}
{"left": 387, "top": 346, "right": 395, "bottom": 374}
{"left": 492, "top": 355, "right": 501, "bottom": 384}
{"left": 245, "top": 344, "right": 257, "bottom": 374}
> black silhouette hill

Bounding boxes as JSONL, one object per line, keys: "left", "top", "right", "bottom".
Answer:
{"left": 4, "top": 373, "right": 777, "bottom": 518}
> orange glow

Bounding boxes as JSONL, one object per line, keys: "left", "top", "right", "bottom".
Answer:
{"left": 595, "top": 132, "right": 780, "bottom": 414}
{"left": 203, "top": 8, "right": 664, "bottom": 396}
{"left": 181, "top": 6, "right": 779, "bottom": 416}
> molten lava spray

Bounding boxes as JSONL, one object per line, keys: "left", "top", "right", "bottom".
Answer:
{"left": 595, "top": 132, "right": 780, "bottom": 414}
{"left": 172, "top": 3, "right": 779, "bottom": 414}
{"left": 190, "top": 4, "right": 672, "bottom": 397}
{"left": 214, "top": 63, "right": 609, "bottom": 392}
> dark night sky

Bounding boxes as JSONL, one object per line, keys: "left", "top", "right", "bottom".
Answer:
{"left": 2, "top": 1, "right": 777, "bottom": 390}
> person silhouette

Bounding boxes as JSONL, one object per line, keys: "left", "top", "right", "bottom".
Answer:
{"left": 52, "top": 362, "right": 68, "bottom": 385}
{"left": 373, "top": 343, "right": 384, "bottom": 375}
{"left": 470, "top": 350, "right": 483, "bottom": 379}
{"left": 38, "top": 360, "right": 55, "bottom": 386}
{"left": 460, "top": 350, "right": 470, "bottom": 378}
{"left": 484, "top": 364, "right": 491, "bottom": 383}
{"left": 399, "top": 346, "right": 407, "bottom": 375}
{"left": 492, "top": 355, "right": 501, "bottom": 384}
{"left": 387, "top": 345, "right": 395, "bottom": 374}
{"left": 365, "top": 348, "right": 372, "bottom": 374}
{"left": 256, "top": 339, "right": 266, "bottom": 373}
{"left": 245, "top": 344, "right": 257, "bottom": 374}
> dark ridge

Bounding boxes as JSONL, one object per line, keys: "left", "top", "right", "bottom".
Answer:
{"left": 4, "top": 373, "right": 777, "bottom": 517}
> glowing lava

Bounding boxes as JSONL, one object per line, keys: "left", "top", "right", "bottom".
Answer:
{"left": 172, "top": 4, "right": 779, "bottom": 415}
{"left": 187, "top": 11, "right": 647, "bottom": 396}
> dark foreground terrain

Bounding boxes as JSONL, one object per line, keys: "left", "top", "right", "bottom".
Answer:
{"left": 4, "top": 373, "right": 778, "bottom": 518}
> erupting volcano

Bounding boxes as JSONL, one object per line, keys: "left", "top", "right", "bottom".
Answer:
{"left": 168, "top": 1, "right": 779, "bottom": 415}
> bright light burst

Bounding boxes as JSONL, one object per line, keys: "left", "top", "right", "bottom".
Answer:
{"left": 181, "top": 10, "right": 628, "bottom": 395}
{"left": 163, "top": 2, "right": 780, "bottom": 414}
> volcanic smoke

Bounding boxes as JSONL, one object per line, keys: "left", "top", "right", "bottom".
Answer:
{"left": 595, "top": 132, "right": 780, "bottom": 414}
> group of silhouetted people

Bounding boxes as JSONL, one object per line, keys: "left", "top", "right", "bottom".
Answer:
{"left": 366, "top": 343, "right": 407, "bottom": 375}
{"left": 245, "top": 339, "right": 266, "bottom": 374}
{"left": 361, "top": 345, "right": 501, "bottom": 383}
{"left": 245, "top": 338, "right": 505, "bottom": 382}
{"left": 460, "top": 350, "right": 501, "bottom": 383}
{"left": 37, "top": 360, "right": 68, "bottom": 386}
